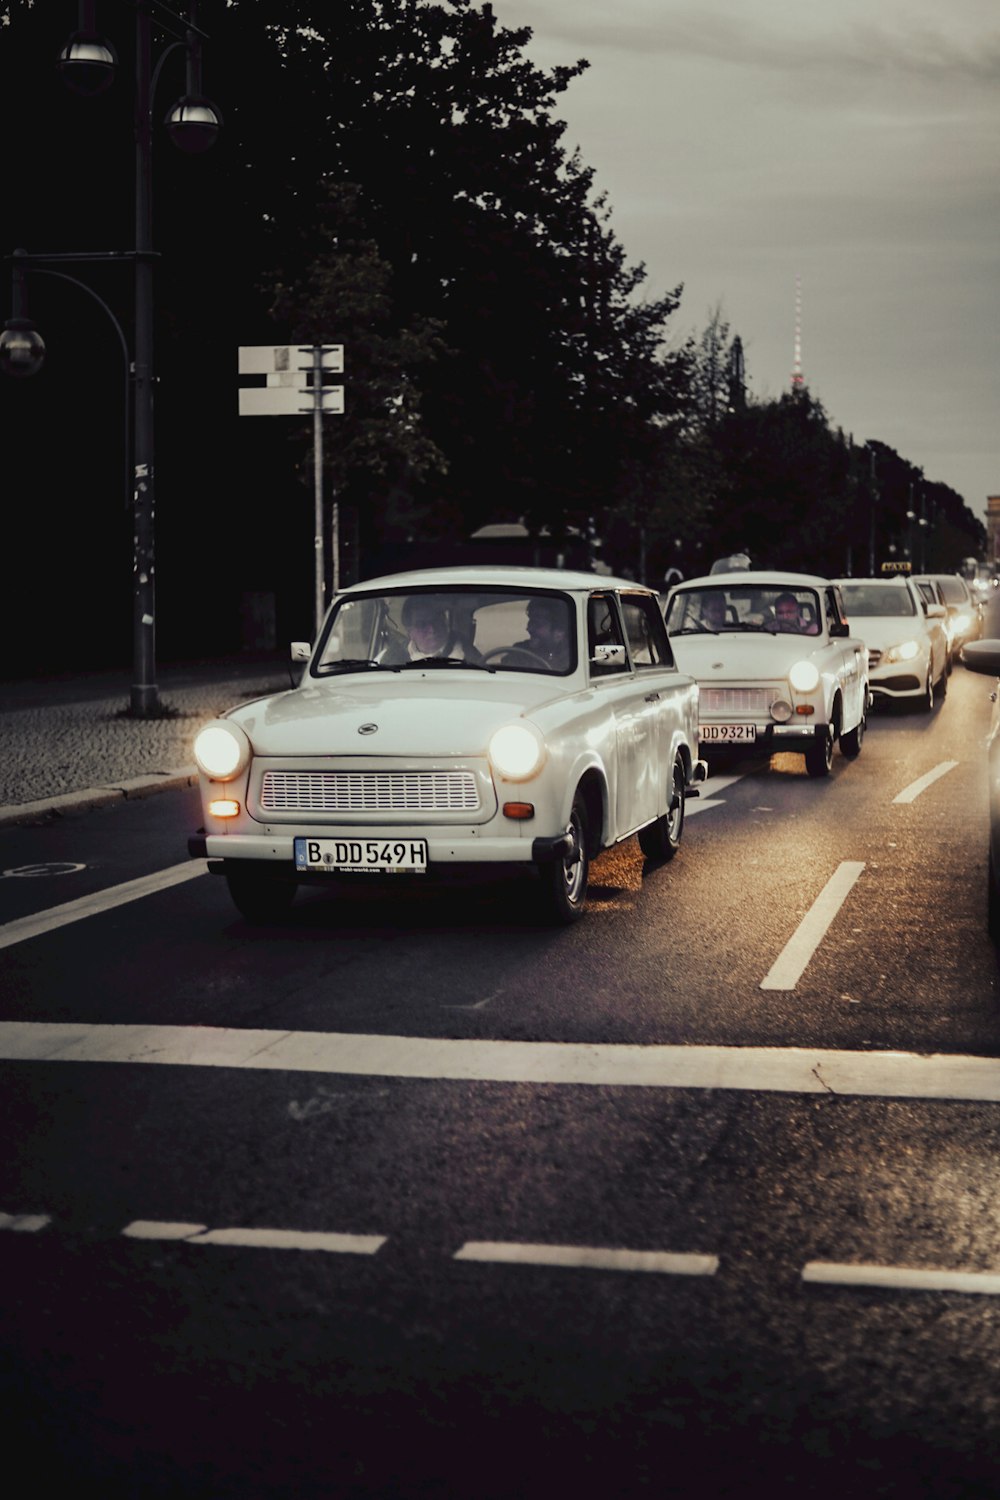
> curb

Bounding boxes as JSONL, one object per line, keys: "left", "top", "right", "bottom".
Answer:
{"left": 0, "top": 766, "right": 198, "bottom": 829}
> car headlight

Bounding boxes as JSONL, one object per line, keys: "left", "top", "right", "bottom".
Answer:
{"left": 788, "top": 660, "right": 820, "bottom": 693}
{"left": 489, "top": 724, "right": 544, "bottom": 780}
{"left": 882, "top": 639, "right": 920, "bottom": 666}
{"left": 193, "top": 721, "right": 250, "bottom": 780}
{"left": 955, "top": 611, "right": 971, "bottom": 633}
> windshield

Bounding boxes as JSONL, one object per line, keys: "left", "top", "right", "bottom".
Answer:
{"left": 665, "top": 585, "right": 821, "bottom": 637}
{"left": 838, "top": 584, "right": 916, "bottom": 618}
{"left": 312, "top": 588, "right": 576, "bottom": 675}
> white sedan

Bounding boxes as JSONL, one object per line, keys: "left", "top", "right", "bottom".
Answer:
{"left": 188, "top": 566, "right": 708, "bottom": 925}
{"left": 663, "top": 570, "right": 869, "bottom": 776}
{"left": 834, "top": 576, "right": 949, "bottom": 711}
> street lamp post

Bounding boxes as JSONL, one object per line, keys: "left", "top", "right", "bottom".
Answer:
{"left": 0, "top": 2, "right": 220, "bottom": 718}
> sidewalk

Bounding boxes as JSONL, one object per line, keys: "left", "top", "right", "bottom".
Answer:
{"left": 0, "top": 653, "right": 293, "bottom": 828}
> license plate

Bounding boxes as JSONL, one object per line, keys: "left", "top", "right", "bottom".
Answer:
{"left": 294, "top": 837, "right": 428, "bottom": 874}
{"left": 700, "top": 724, "right": 757, "bottom": 743}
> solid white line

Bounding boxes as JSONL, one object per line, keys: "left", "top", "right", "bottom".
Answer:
{"left": 122, "top": 1220, "right": 386, "bottom": 1254}
{"left": 4, "top": 1022, "right": 1000, "bottom": 1101}
{"left": 0, "top": 862, "right": 207, "bottom": 950}
{"left": 803, "top": 1261, "right": 1000, "bottom": 1295}
{"left": 454, "top": 1241, "right": 718, "bottom": 1275}
{"left": 0, "top": 1211, "right": 51, "bottom": 1233}
{"left": 893, "top": 761, "right": 960, "bottom": 804}
{"left": 759, "top": 861, "right": 866, "bottom": 991}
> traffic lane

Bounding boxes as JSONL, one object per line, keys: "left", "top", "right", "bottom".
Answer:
{"left": 1, "top": 669, "right": 996, "bottom": 1053}
{"left": 1, "top": 760, "right": 996, "bottom": 1057}
{"left": 5, "top": 1059, "right": 1000, "bottom": 1281}
{"left": 0, "top": 782, "right": 202, "bottom": 925}
{"left": 3, "top": 1078, "right": 1000, "bottom": 1497}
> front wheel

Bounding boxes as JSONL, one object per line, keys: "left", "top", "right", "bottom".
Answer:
{"left": 805, "top": 724, "right": 834, "bottom": 777}
{"left": 539, "top": 794, "right": 590, "bottom": 924}
{"left": 840, "top": 710, "right": 865, "bottom": 759}
{"left": 638, "top": 757, "right": 685, "bottom": 861}
{"left": 226, "top": 870, "right": 298, "bottom": 924}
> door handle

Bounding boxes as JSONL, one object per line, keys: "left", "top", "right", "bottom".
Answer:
{"left": 644, "top": 692, "right": 660, "bottom": 703}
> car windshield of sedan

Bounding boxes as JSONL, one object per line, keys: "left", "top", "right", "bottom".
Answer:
{"left": 665, "top": 586, "right": 821, "bottom": 636}
{"left": 312, "top": 588, "right": 577, "bottom": 675}
{"left": 838, "top": 585, "right": 916, "bottom": 618}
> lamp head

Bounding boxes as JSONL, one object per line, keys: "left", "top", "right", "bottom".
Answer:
{"left": 57, "top": 32, "right": 118, "bottom": 96}
{"left": 0, "top": 319, "right": 46, "bottom": 379}
{"left": 165, "top": 95, "right": 223, "bottom": 154}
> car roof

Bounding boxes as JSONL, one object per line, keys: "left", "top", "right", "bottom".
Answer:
{"left": 672, "top": 570, "right": 835, "bottom": 589}
{"left": 340, "top": 565, "right": 656, "bottom": 595}
{"left": 834, "top": 576, "right": 914, "bottom": 587}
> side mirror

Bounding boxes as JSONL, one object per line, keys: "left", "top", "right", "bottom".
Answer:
{"left": 592, "top": 643, "right": 627, "bottom": 667}
{"left": 925, "top": 603, "right": 946, "bottom": 619}
{"left": 290, "top": 641, "right": 311, "bottom": 663}
{"left": 828, "top": 620, "right": 849, "bottom": 638}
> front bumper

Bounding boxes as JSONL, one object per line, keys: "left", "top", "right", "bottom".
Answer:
{"left": 188, "top": 826, "right": 562, "bottom": 870}
{"left": 699, "top": 722, "right": 824, "bottom": 754}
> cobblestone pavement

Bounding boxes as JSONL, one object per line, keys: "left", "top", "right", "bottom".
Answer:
{"left": 0, "top": 654, "right": 292, "bottom": 823}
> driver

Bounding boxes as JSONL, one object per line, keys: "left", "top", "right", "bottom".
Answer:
{"left": 698, "top": 593, "right": 728, "bottom": 630}
{"left": 512, "top": 597, "right": 571, "bottom": 669}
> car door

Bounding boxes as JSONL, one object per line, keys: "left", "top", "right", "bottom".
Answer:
{"left": 586, "top": 592, "right": 651, "bottom": 838}
{"left": 827, "top": 585, "right": 866, "bottom": 729}
{"left": 617, "top": 592, "right": 681, "bottom": 831}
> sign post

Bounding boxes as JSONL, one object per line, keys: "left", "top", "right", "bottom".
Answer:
{"left": 238, "top": 344, "right": 344, "bottom": 634}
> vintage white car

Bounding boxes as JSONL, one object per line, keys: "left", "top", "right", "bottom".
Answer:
{"left": 663, "top": 570, "right": 869, "bottom": 777}
{"left": 188, "top": 566, "right": 708, "bottom": 924}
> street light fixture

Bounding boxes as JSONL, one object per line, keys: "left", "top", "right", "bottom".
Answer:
{"left": 2, "top": 1, "right": 220, "bottom": 718}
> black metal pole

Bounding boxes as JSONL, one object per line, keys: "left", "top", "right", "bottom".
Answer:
{"left": 132, "top": 1, "right": 159, "bottom": 716}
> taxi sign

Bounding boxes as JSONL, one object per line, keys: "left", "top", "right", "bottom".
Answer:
{"left": 880, "top": 560, "right": 911, "bottom": 574}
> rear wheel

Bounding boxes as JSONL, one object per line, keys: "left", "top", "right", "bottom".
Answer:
{"left": 840, "top": 710, "right": 865, "bottom": 759}
{"left": 805, "top": 724, "right": 834, "bottom": 777}
{"left": 539, "top": 794, "right": 590, "bottom": 924}
{"left": 638, "top": 757, "right": 685, "bottom": 860}
{"left": 226, "top": 870, "right": 298, "bottom": 924}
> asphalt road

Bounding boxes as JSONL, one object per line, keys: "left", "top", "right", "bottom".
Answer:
{"left": 2, "top": 652, "right": 1000, "bottom": 1498}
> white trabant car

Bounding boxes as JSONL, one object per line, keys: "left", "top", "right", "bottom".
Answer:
{"left": 663, "top": 570, "right": 869, "bottom": 777}
{"left": 188, "top": 566, "right": 708, "bottom": 925}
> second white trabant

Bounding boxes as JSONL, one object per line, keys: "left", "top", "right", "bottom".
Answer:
{"left": 189, "top": 566, "right": 708, "bottom": 925}
{"left": 663, "top": 570, "right": 869, "bottom": 776}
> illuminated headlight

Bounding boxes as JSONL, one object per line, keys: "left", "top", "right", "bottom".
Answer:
{"left": 788, "top": 660, "right": 820, "bottom": 693}
{"left": 489, "top": 724, "right": 544, "bottom": 780}
{"left": 193, "top": 721, "right": 250, "bottom": 780}
{"left": 882, "top": 639, "right": 920, "bottom": 666}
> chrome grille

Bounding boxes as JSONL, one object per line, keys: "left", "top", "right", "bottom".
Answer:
{"left": 701, "top": 687, "right": 770, "bottom": 715}
{"left": 260, "top": 769, "right": 480, "bottom": 814}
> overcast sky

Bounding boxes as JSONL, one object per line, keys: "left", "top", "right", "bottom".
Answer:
{"left": 489, "top": 0, "right": 999, "bottom": 522}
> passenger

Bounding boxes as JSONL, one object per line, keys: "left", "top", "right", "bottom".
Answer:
{"left": 400, "top": 598, "right": 482, "bottom": 663}
{"left": 512, "top": 597, "right": 571, "bottom": 669}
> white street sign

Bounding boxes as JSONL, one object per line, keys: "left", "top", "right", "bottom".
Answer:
{"left": 238, "top": 344, "right": 344, "bottom": 374}
{"left": 238, "top": 385, "right": 345, "bottom": 417}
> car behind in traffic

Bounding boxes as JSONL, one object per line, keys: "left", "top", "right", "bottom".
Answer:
{"left": 835, "top": 576, "right": 948, "bottom": 712}
{"left": 189, "top": 566, "right": 707, "bottom": 926}
{"left": 959, "top": 638, "right": 1000, "bottom": 940}
{"left": 663, "top": 570, "right": 868, "bottom": 776}
{"left": 911, "top": 573, "right": 983, "bottom": 662}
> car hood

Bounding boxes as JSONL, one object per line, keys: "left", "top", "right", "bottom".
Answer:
{"left": 222, "top": 673, "right": 564, "bottom": 756}
{"left": 842, "top": 617, "right": 925, "bottom": 649}
{"left": 668, "top": 633, "right": 829, "bottom": 680}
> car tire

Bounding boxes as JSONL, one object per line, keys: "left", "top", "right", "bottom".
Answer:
{"left": 540, "top": 794, "right": 590, "bottom": 924}
{"left": 805, "top": 724, "right": 834, "bottom": 777}
{"left": 839, "top": 710, "right": 865, "bottom": 759}
{"left": 226, "top": 871, "right": 298, "bottom": 924}
{"left": 638, "top": 756, "right": 685, "bottom": 861}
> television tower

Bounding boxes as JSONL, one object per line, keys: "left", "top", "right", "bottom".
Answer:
{"left": 791, "top": 273, "right": 805, "bottom": 392}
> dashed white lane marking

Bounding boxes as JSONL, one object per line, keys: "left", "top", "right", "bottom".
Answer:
{"left": 454, "top": 1242, "right": 718, "bottom": 1275}
{"left": 0, "top": 1211, "right": 51, "bottom": 1233}
{"left": 686, "top": 773, "right": 743, "bottom": 817}
{"left": 759, "top": 861, "right": 866, "bottom": 991}
{"left": 0, "top": 862, "right": 207, "bottom": 950}
{"left": 122, "top": 1220, "right": 386, "bottom": 1254}
{"left": 893, "top": 761, "right": 960, "bottom": 805}
{"left": 803, "top": 1261, "right": 1000, "bottom": 1296}
{"left": 3, "top": 1021, "right": 1000, "bottom": 1102}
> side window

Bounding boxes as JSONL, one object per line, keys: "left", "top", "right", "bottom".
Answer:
{"left": 587, "top": 595, "right": 628, "bottom": 676}
{"left": 620, "top": 595, "right": 674, "bottom": 669}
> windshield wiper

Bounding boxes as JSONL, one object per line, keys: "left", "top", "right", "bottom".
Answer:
{"left": 316, "top": 658, "right": 401, "bottom": 674}
{"left": 399, "top": 657, "right": 496, "bottom": 671}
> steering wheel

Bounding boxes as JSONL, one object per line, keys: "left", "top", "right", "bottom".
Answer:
{"left": 481, "top": 646, "right": 551, "bottom": 669}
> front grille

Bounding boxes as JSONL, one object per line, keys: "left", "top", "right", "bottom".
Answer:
{"left": 260, "top": 769, "right": 480, "bottom": 814}
{"left": 868, "top": 649, "right": 882, "bottom": 668}
{"left": 701, "top": 687, "right": 770, "bottom": 716}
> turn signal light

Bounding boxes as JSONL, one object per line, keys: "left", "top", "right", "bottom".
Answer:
{"left": 795, "top": 705, "right": 815, "bottom": 716}
{"left": 503, "top": 802, "right": 535, "bottom": 820}
{"left": 208, "top": 798, "right": 240, "bottom": 818}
